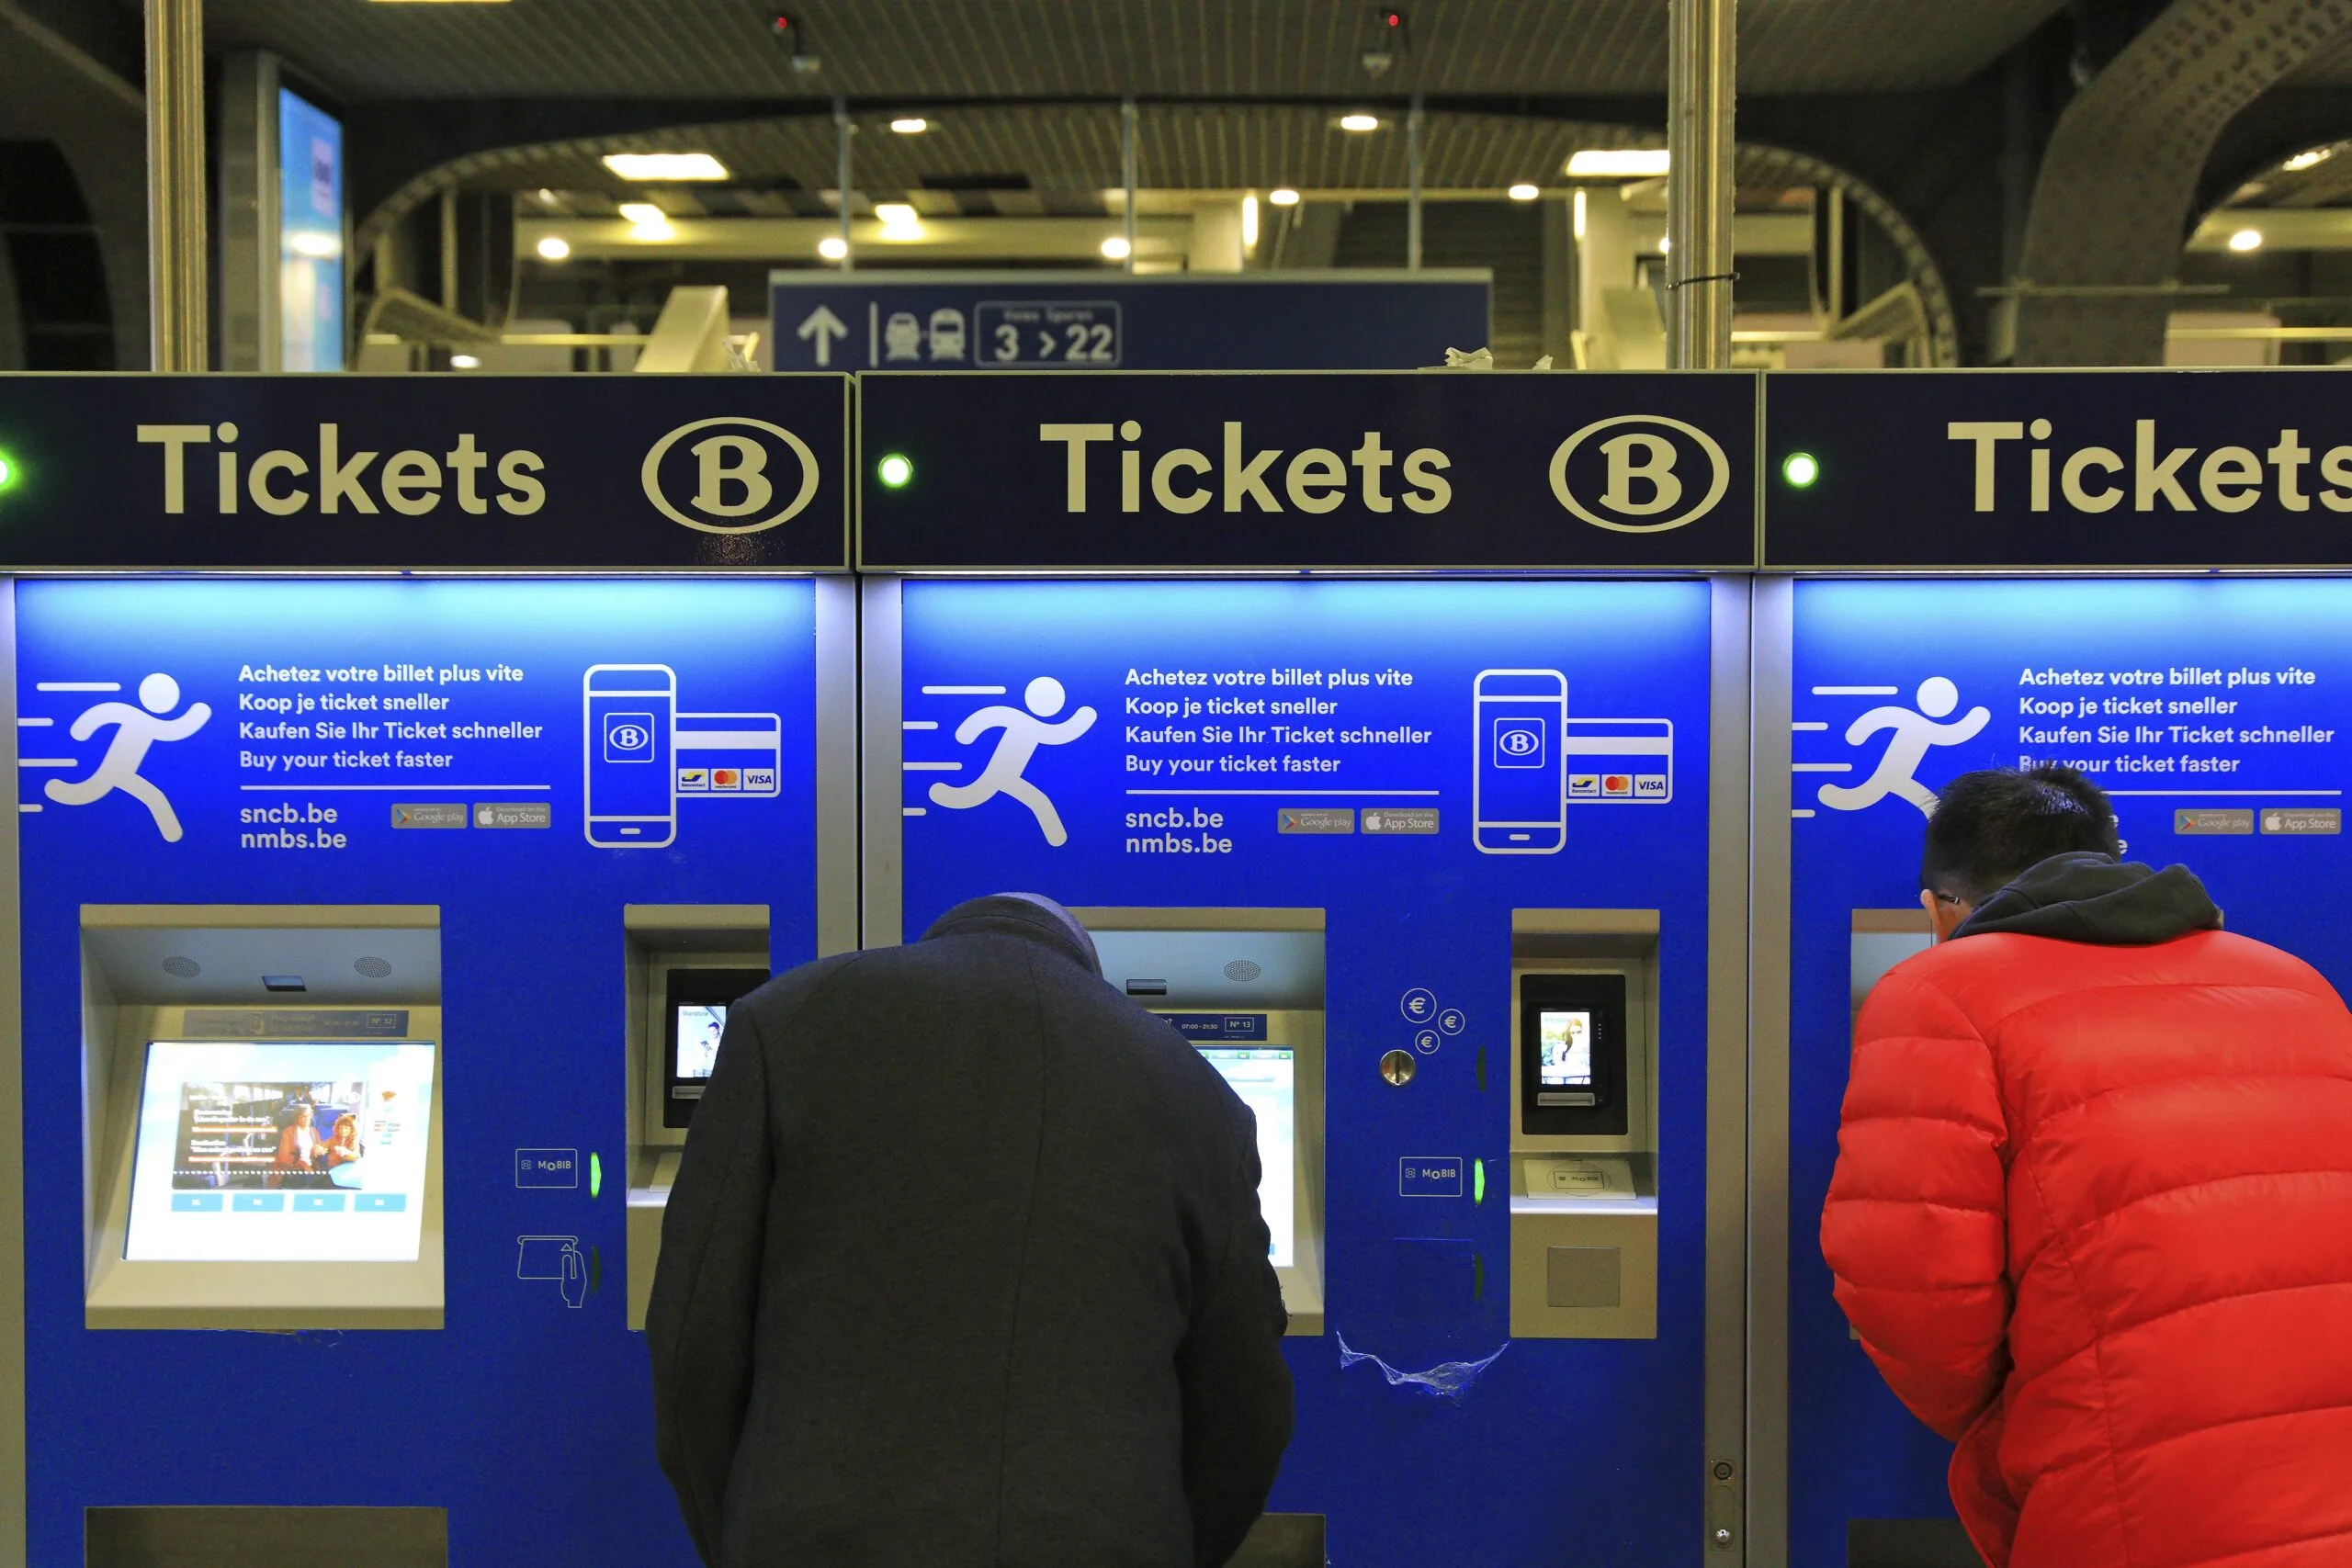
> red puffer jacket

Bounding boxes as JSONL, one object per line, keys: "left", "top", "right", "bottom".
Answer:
{"left": 1824, "top": 853, "right": 2352, "bottom": 1568}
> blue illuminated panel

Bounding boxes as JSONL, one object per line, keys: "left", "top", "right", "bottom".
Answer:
{"left": 899, "top": 579, "right": 1713, "bottom": 1565}
{"left": 1789, "top": 578, "right": 2352, "bottom": 1561}
{"left": 17, "top": 578, "right": 820, "bottom": 1565}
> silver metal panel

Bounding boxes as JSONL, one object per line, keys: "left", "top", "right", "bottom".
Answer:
{"left": 1704, "top": 574, "right": 1752, "bottom": 1562}
{"left": 813, "top": 575, "right": 860, "bottom": 957}
{"left": 1746, "top": 575, "right": 1795, "bottom": 1568}
{"left": 859, "top": 575, "right": 904, "bottom": 949}
{"left": 0, "top": 581, "right": 21, "bottom": 1566}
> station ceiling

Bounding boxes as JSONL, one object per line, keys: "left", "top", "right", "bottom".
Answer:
{"left": 196, "top": 0, "right": 2073, "bottom": 101}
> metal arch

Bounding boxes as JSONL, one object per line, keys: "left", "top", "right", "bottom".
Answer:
{"left": 2010, "top": 0, "right": 2352, "bottom": 367}
{"left": 1734, "top": 144, "right": 1962, "bottom": 368}
{"left": 356, "top": 107, "right": 1962, "bottom": 370}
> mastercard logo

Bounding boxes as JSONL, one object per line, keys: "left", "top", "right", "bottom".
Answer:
{"left": 1602, "top": 774, "right": 1633, "bottom": 795}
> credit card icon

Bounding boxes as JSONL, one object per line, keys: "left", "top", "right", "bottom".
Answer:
{"left": 1566, "top": 718, "right": 1674, "bottom": 805}
{"left": 674, "top": 713, "right": 782, "bottom": 799}
{"left": 676, "top": 769, "right": 709, "bottom": 792}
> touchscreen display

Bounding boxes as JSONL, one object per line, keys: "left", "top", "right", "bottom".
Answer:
{"left": 675, "top": 1005, "right": 728, "bottom": 1081}
{"left": 1197, "top": 1047, "right": 1295, "bottom": 1269}
{"left": 124, "top": 1041, "right": 437, "bottom": 1263}
{"left": 1538, "top": 1009, "right": 1594, "bottom": 1089}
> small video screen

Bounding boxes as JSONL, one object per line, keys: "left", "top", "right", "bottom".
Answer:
{"left": 1538, "top": 1009, "right": 1594, "bottom": 1089}
{"left": 1196, "top": 1047, "right": 1297, "bottom": 1269}
{"left": 124, "top": 1041, "right": 437, "bottom": 1263}
{"left": 674, "top": 1004, "right": 728, "bottom": 1082}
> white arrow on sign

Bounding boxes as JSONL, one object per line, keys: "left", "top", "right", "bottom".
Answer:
{"left": 796, "top": 305, "right": 849, "bottom": 367}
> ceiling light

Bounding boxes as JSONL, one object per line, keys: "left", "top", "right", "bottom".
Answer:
{"left": 1566, "top": 148, "right": 1671, "bottom": 178}
{"left": 1658, "top": 234, "right": 1672, "bottom": 254}
{"left": 1269, "top": 187, "right": 1301, "bottom": 207}
{"left": 1102, "top": 235, "right": 1132, "bottom": 261}
{"left": 2228, "top": 228, "right": 2264, "bottom": 253}
{"left": 535, "top": 235, "right": 571, "bottom": 262}
{"left": 890, "top": 118, "right": 929, "bottom": 134}
{"left": 818, "top": 235, "right": 848, "bottom": 261}
{"left": 2284, "top": 147, "right": 2335, "bottom": 173}
{"left": 537, "top": 188, "right": 558, "bottom": 204}
{"left": 1241, "top": 195, "right": 1260, "bottom": 248}
{"left": 618, "top": 201, "right": 673, "bottom": 239}
{"left": 287, "top": 231, "right": 341, "bottom": 259}
{"left": 449, "top": 354, "right": 481, "bottom": 369}
{"left": 1508, "top": 183, "right": 1540, "bottom": 201}
{"left": 1339, "top": 114, "right": 1382, "bottom": 132}
{"left": 603, "top": 152, "right": 730, "bottom": 181}
{"left": 1573, "top": 188, "right": 1588, "bottom": 241}
{"left": 874, "top": 202, "right": 918, "bottom": 226}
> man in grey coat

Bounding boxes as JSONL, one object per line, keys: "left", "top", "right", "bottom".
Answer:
{"left": 649, "top": 893, "right": 1295, "bottom": 1568}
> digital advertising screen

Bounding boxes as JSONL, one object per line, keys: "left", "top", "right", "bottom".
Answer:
{"left": 1538, "top": 1009, "right": 1593, "bottom": 1089}
{"left": 277, "top": 85, "right": 345, "bottom": 372}
{"left": 1197, "top": 1046, "right": 1295, "bottom": 1269}
{"left": 674, "top": 1004, "right": 727, "bottom": 1082}
{"left": 124, "top": 1041, "right": 436, "bottom": 1262}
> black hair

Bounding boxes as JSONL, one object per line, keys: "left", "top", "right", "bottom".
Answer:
{"left": 1920, "top": 765, "right": 2120, "bottom": 905}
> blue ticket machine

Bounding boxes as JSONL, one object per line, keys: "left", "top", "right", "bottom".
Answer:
{"left": 0, "top": 375, "right": 854, "bottom": 1563}
{"left": 857, "top": 370, "right": 1759, "bottom": 1563}
{"left": 1761, "top": 370, "right": 2352, "bottom": 1567}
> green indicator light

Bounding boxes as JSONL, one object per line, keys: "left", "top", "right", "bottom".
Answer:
{"left": 0, "top": 452, "right": 17, "bottom": 491}
{"left": 1781, "top": 451, "right": 1821, "bottom": 488}
{"left": 1473, "top": 1157, "right": 1487, "bottom": 1205}
{"left": 588, "top": 1151, "right": 603, "bottom": 1200}
{"left": 876, "top": 453, "right": 914, "bottom": 489}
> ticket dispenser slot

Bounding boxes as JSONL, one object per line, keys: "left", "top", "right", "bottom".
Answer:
{"left": 78, "top": 906, "right": 445, "bottom": 1331}
{"left": 1509, "top": 909, "right": 1658, "bottom": 1339}
{"left": 1076, "top": 908, "right": 1327, "bottom": 1337}
{"left": 624, "top": 904, "right": 770, "bottom": 1330}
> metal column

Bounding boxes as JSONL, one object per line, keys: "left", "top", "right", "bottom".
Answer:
{"left": 1121, "top": 99, "right": 1138, "bottom": 275}
{"left": 145, "top": 0, "right": 207, "bottom": 372}
{"left": 1667, "top": 0, "right": 1736, "bottom": 369}
{"left": 834, "top": 99, "right": 854, "bottom": 270}
{"left": 1406, "top": 96, "right": 1425, "bottom": 271}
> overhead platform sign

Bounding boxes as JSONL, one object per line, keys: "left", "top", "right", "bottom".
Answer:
{"left": 1766, "top": 368, "right": 2352, "bottom": 570}
{"left": 772, "top": 271, "right": 1491, "bottom": 373}
{"left": 857, "top": 370, "right": 1758, "bottom": 571}
{"left": 0, "top": 374, "right": 851, "bottom": 570}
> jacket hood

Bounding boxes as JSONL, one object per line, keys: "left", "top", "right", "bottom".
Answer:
{"left": 921, "top": 893, "right": 1102, "bottom": 976}
{"left": 1952, "top": 851, "right": 2222, "bottom": 945}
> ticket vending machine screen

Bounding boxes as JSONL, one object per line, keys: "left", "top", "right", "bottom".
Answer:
{"left": 1518, "top": 972, "right": 1628, "bottom": 1137}
{"left": 124, "top": 1040, "right": 438, "bottom": 1263}
{"left": 663, "top": 968, "right": 768, "bottom": 1128}
{"left": 1195, "top": 1046, "right": 1296, "bottom": 1269}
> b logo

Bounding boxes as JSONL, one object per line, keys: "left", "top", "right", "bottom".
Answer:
{"left": 1548, "top": 414, "right": 1730, "bottom": 534}
{"left": 603, "top": 713, "right": 656, "bottom": 761}
{"left": 641, "top": 417, "right": 820, "bottom": 535}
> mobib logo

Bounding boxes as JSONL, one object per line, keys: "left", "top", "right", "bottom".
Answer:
{"left": 641, "top": 417, "right": 820, "bottom": 535}
{"left": 1548, "top": 414, "right": 1730, "bottom": 534}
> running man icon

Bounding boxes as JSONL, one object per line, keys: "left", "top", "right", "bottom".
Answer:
{"left": 44, "top": 673, "right": 212, "bottom": 841}
{"left": 1816, "top": 676, "right": 1989, "bottom": 817}
{"left": 928, "top": 676, "right": 1097, "bottom": 846}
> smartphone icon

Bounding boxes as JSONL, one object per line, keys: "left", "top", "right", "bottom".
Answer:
{"left": 1474, "top": 669, "right": 1566, "bottom": 855}
{"left": 584, "top": 664, "right": 675, "bottom": 849}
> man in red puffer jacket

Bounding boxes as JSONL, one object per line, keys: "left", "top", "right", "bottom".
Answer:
{"left": 1824, "top": 764, "right": 2352, "bottom": 1568}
